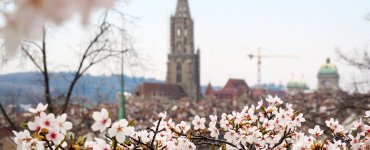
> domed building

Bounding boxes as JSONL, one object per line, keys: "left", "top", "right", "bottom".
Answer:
{"left": 317, "top": 58, "right": 340, "bottom": 93}
{"left": 287, "top": 79, "right": 309, "bottom": 95}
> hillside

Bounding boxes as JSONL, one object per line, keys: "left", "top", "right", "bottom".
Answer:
{"left": 0, "top": 72, "right": 162, "bottom": 104}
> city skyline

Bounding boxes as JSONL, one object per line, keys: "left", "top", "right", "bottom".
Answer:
{"left": 1, "top": 0, "right": 370, "bottom": 92}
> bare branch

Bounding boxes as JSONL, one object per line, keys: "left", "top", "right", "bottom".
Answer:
{"left": 21, "top": 45, "right": 43, "bottom": 72}
{"left": 0, "top": 102, "right": 16, "bottom": 130}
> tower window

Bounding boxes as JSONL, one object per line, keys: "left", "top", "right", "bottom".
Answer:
{"left": 177, "top": 42, "right": 183, "bottom": 51}
{"left": 176, "top": 63, "right": 182, "bottom": 83}
{"left": 177, "top": 28, "right": 181, "bottom": 36}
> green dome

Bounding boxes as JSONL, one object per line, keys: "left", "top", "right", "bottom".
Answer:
{"left": 318, "top": 58, "right": 338, "bottom": 75}
{"left": 287, "top": 80, "right": 308, "bottom": 89}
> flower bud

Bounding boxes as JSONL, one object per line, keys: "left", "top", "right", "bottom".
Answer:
{"left": 40, "top": 128, "right": 49, "bottom": 135}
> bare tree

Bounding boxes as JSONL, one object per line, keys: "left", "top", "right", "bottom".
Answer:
{"left": 17, "top": 9, "right": 133, "bottom": 114}
{"left": 337, "top": 49, "right": 370, "bottom": 70}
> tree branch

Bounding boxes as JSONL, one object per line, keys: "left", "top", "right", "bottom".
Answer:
{"left": 40, "top": 27, "right": 53, "bottom": 113}
{"left": 0, "top": 102, "right": 16, "bottom": 130}
{"left": 61, "top": 19, "right": 111, "bottom": 113}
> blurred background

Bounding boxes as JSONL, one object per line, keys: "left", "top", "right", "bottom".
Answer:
{"left": 0, "top": 0, "right": 369, "bottom": 148}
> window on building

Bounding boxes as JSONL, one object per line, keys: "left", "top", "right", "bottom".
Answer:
{"left": 176, "top": 63, "right": 182, "bottom": 83}
{"left": 177, "top": 42, "right": 182, "bottom": 51}
{"left": 177, "top": 28, "right": 181, "bottom": 36}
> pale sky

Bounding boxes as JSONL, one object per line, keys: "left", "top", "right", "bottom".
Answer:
{"left": 2, "top": 0, "right": 370, "bottom": 92}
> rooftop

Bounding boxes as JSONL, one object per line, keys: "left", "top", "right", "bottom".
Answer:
{"left": 318, "top": 58, "right": 338, "bottom": 75}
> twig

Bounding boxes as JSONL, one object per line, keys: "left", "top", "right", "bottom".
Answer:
{"left": 150, "top": 117, "right": 162, "bottom": 149}
{"left": 0, "top": 102, "right": 16, "bottom": 130}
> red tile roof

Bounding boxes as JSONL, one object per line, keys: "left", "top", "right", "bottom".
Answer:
{"left": 206, "top": 79, "right": 250, "bottom": 99}
{"left": 223, "top": 79, "right": 249, "bottom": 90}
{"left": 205, "top": 82, "right": 214, "bottom": 96}
{"left": 136, "top": 82, "right": 186, "bottom": 99}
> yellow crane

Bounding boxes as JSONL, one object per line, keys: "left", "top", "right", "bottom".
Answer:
{"left": 248, "top": 47, "right": 297, "bottom": 90}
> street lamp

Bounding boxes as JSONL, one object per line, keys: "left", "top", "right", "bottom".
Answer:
{"left": 118, "top": 50, "right": 126, "bottom": 120}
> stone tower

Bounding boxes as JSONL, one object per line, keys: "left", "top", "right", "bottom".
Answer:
{"left": 317, "top": 58, "right": 340, "bottom": 92}
{"left": 166, "top": 0, "right": 201, "bottom": 100}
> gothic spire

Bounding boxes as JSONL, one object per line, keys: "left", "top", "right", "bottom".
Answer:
{"left": 175, "top": 0, "right": 191, "bottom": 17}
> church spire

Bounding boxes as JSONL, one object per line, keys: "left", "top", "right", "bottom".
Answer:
{"left": 175, "top": 0, "right": 191, "bottom": 17}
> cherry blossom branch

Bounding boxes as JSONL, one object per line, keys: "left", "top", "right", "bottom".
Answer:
{"left": 170, "top": 128, "right": 238, "bottom": 148}
{"left": 45, "top": 139, "right": 53, "bottom": 150}
{"left": 129, "top": 136, "right": 150, "bottom": 149}
{"left": 271, "top": 128, "right": 292, "bottom": 149}
{"left": 150, "top": 117, "right": 163, "bottom": 149}
{"left": 104, "top": 134, "right": 128, "bottom": 148}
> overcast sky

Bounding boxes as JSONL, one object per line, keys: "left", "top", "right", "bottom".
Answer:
{"left": 2, "top": 0, "right": 370, "bottom": 92}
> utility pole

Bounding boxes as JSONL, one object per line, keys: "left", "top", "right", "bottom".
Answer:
{"left": 118, "top": 50, "right": 126, "bottom": 120}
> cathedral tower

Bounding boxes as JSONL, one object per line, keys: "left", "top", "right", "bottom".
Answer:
{"left": 166, "top": 0, "right": 201, "bottom": 100}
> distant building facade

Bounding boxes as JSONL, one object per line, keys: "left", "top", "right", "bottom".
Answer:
{"left": 136, "top": 0, "right": 201, "bottom": 100}
{"left": 317, "top": 58, "right": 340, "bottom": 93}
{"left": 287, "top": 79, "right": 309, "bottom": 95}
{"left": 135, "top": 83, "right": 186, "bottom": 99}
{"left": 205, "top": 79, "right": 249, "bottom": 99}
{"left": 166, "top": 0, "right": 201, "bottom": 100}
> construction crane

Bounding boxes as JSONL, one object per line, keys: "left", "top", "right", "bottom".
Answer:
{"left": 248, "top": 47, "right": 297, "bottom": 90}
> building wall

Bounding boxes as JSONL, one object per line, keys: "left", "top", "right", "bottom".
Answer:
{"left": 166, "top": 0, "right": 201, "bottom": 100}
{"left": 317, "top": 74, "right": 340, "bottom": 92}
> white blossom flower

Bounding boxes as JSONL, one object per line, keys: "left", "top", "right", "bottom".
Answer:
{"left": 28, "top": 116, "right": 41, "bottom": 132}
{"left": 208, "top": 127, "right": 219, "bottom": 139}
{"left": 263, "top": 119, "right": 275, "bottom": 131}
{"left": 159, "top": 112, "right": 167, "bottom": 120}
{"left": 209, "top": 115, "right": 217, "bottom": 127}
{"left": 349, "top": 134, "right": 361, "bottom": 146}
{"left": 164, "top": 140, "right": 177, "bottom": 149}
{"left": 46, "top": 127, "right": 64, "bottom": 145}
{"left": 308, "top": 125, "right": 323, "bottom": 138}
{"left": 365, "top": 111, "right": 370, "bottom": 118}
{"left": 175, "top": 121, "right": 190, "bottom": 133}
{"left": 325, "top": 118, "right": 339, "bottom": 131}
{"left": 84, "top": 140, "right": 96, "bottom": 149}
{"left": 108, "top": 119, "right": 135, "bottom": 143}
{"left": 135, "top": 130, "right": 151, "bottom": 143}
{"left": 177, "top": 137, "right": 196, "bottom": 150}
{"left": 13, "top": 130, "right": 32, "bottom": 148}
{"left": 29, "top": 103, "right": 48, "bottom": 114}
{"left": 93, "top": 138, "right": 110, "bottom": 150}
{"left": 39, "top": 112, "right": 57, "bottom": 129}
{"left": 334, "top": 124, "right": 345, "bottom": 134}
{"left": 224, "top": 130, "right": 239, "bottom": 143}
{"left": 266, "top": 95, "right": 283, "bottom": 105}
{"left": 292, "top": 113, "right": 305, "bottom": 127}
{"left": 92, "top": 108, "right": 111, "bottom": 132}
{"left": 256, "top": 100, "right": 263, "bottom": 109}
{"left": 351, "top": 118, "right": 363, "bottom": 131}
{"left": 333, "top": 140, "right": 346, "bottom": 149}
{"left": 56, "top": 114, "right": 72, "bottom": 134}
{"left": 22, "top": 139, "right": 45, "bottom": 150}
{"left": 192, "top": 115, "right": 206, "bottom": 130}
